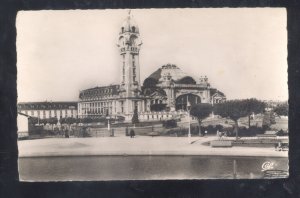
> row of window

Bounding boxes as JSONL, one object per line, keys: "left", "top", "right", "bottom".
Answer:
{"left": 80, "top": 102, "right": 113, "bottom": 108}
{"left": 83, "top": 88, "right": 115, "bottom": 96}
{"left": 82, "top": 107, "right": 112, "bottom": 114}
{"left": 18, "top": 105, "right": 76, "bottom": 110}
{"left": 151, "top": 99, "right": 163, "bottom": 105}
{"left": 80, "top": 101, "right": 116, "bottom": 114}
{"left": 22, "top": 109, "right": 76, "bottom": 119}
{"left": 80, "top": 101, "right": 131, "bottom": 114}
{"left": 82, "top": 95, "right": 117, "bottom": 101}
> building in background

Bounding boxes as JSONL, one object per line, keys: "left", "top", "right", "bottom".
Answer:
{"left": 17, "top": 101, "right": 78, "bottom": 120}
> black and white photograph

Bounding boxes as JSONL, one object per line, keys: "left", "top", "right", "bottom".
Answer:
{"left": 16, "top": 8, "right": 288, "bottom": 181}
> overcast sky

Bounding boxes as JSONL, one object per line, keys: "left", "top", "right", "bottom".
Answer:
{"left": 17, "top": 8, "right": 287, "bottom": 102}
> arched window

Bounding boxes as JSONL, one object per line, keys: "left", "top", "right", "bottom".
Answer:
{"left": 132, "top": 26, "right": 135, "bottom": 32}
{"left": 121, "top": 27, "right": 124, "bottom": 33}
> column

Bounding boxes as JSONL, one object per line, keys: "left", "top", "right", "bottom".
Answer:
{"left": 142, "top": 100, "right": 145, "bottom": 112}
{"left": 136, "top": 54, "right": 141, "bottom": 88}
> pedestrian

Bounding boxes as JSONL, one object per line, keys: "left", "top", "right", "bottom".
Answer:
{"left": 65, "top": 129, "right": 69, "bottom": 138}
{"left": 221, "top": 131, "right": 224, "bottom": 139}
{"left": 274, "top": 143, "right": 278, "bottom": 151}
{"left": 125, "top": 127, "right": 129, "bottom": 136}
{"left": 205, "top": 130, "right": 208, "bottom": 136}
{"left": 130, "top": 129, "right": 135, "bottom": 138}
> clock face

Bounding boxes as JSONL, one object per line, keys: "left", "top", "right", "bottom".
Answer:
{"left": 129, "top": 35, "right": 137, "bottom": 46}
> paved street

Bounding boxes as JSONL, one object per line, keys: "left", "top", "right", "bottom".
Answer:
{"left": 18, "top": 136, "right": 288, "bottom": 158}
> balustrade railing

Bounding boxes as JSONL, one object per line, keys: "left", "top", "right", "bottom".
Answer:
{"left": 157, "top": 84, "right": 208, "bottom": 88}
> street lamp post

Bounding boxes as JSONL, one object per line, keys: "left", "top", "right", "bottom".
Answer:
{"left": 105, "top": 108, "right": 110, "bottom": 131}
{"left": 187, "top": 100, "right": 191, "bottom": 144}
{"left": 106, "top": 117, "right": 110, "bottom": 131}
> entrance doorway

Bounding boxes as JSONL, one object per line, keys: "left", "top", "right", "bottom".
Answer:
{"left": 175, "top": 94, "right": 201, "bottom": 110}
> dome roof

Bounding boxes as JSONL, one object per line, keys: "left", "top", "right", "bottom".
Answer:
{"left": 144, "top": 64, "right": 197, "bottom": 86}
{"left": 120, "top": 12, "right": 139, "bottom": 33}
{"left": 159, "top": 64, "right": 189, "bottom": 81}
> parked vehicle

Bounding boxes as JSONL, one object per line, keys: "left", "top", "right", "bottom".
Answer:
{"left": 275, "top": 142, "right": 289, "bottom": 151}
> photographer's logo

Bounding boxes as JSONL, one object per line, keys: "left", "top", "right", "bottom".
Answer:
{"left": 262, "top": 161, "right": 274, "bottom": 171}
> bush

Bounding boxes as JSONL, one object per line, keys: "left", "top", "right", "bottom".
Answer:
{"left": 76, "top": 127, "right": 91, "bottom": 137}
{"left": 164, "top": 124, "right": 264, "bottom": 137}
{"left": 28, "top": 125, "right": 44, "bottom": 136}
{"left": 223, "top": 126, "right": 264, "bottom": 137}
{"left": 162, "top": 119, "right": 177, "bottom": 128}
{"left": 191, "top": 125, "right": 199, "bottom": 135}
{"left": 215, "top": 124, "right": 224, "bottom": 131}
{"left": 198, "top": 124, "right": 224, "bottom": 135}
{"left": 262, "top": 111, "right": 276, "bottom": 130}
{"left": 166, "top": 125, "right": 201, "bottom": 136}
{"left": 165, "top": 127, "right": 188, "bottom": 136}
{"left": 206, "top": 125, "right": 215, "bottom": 133}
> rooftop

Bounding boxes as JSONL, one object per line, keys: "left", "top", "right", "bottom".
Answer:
{"left": 18, "top": 101, "right": 78, "bottom": 110}
{"left": 79, "top": 84, "right": 120, "bottom": 100}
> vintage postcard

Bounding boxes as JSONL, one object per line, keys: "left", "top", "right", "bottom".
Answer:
{"left": 16, "top": 8, "right": 288, "bottom": 181}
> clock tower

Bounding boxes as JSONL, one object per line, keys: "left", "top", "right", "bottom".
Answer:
{"left": 117, "top": 11, "right": 143, "bottom": 115}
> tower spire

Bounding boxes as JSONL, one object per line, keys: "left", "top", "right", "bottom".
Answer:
{"left": 118, "top": 10, "right": 142, "bottom": 98}
{"left": 117, "top": 11, "right": 143, "bottom": 115}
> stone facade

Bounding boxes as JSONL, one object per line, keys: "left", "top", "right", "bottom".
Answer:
{"left": 142, "top": 64, "right": 226, "bottom": 111}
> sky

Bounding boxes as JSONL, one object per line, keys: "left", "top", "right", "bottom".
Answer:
{"left": 16, "top": 8, "right": 288, "bottom": 102}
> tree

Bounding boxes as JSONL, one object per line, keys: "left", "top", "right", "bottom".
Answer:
{"left": 49, "top": 117, "right": 58, "bottom": 124}
{"left": 66, "top": 117, "right": 76, "bottom": 129}
{"left": 245, "top": 98, "right": 266, "bottom": 128}
{"left": 48, "top": 117, "right": 58, "bottom": 130}
{"left": 162, "top": 119, "right": 177, "bottom": 128}
{"left": 39, "top": 118, "right": 47, "bottom": 125}
{"left": 273, "top": 103, "right": 288, "bottom": 117}
{"left": 132, "top": 107, "right": 139, "bottom": 127}
{"left": 60, "top": 117, "right": 66, "bottom": 125}
{"left": 214, "top": 99, "right": 265, "bottom": 140}
{"left": 75, "top": 117, "right": 81, "bottom": 124}
{"left": 28, "top": 117, "right": 38, "bottom": 125}
{"left": 262, "top": 111, "right": 276, "bottom": 130}
{"left": 190, "top": 103, "right": 212, "bottom": 136}
{"left": 81, "top": 117, "right": 93, "bottom": 124}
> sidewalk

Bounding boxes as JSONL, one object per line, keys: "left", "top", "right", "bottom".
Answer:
{"left": 18, "top": 136, "right": 288, "bottom": 158}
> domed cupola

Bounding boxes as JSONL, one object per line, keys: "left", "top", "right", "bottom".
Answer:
{"left": 120, "top": 10, "right": 139, "bottom": 34}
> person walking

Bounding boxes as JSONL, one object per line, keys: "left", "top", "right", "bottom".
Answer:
{"left": 125, "top": 127, "right": 129, "bottom": 136}
{"left": 130, "top": 129, "right": 135, "bottom": 138}
{"left": 65, "top": 129, "right": 69, "bottom": 138}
